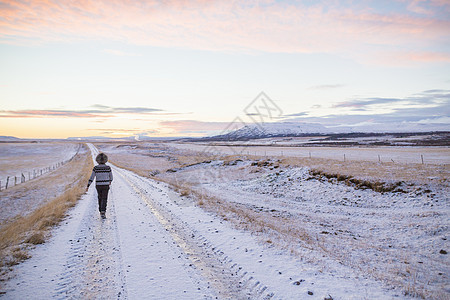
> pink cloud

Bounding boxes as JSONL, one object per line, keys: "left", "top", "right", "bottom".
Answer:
{"left": 0, "top": 109, "right": 109, "bottom": 118}
{"left": 0, "top": 105, "right": 169, "bottom": 118}
{"left": 102, "top": 49, "right": 140, "bottom": 56}
{"left": 400, "top": 0, "right": 450, "bottom": 14}
{"left": 0, "top": 0, "right": 449, "bottom": 63}
{"left": 406, "top": 0, "right": 434, "bottom": 15}
{"left": 332, "top": 102, "right": 364, "bottom": 109}
{"left": 160, "top": 120, "right": 229, "bottom": 132}
{"left": 374, "top": 51, "right": 450, "bottom": 65}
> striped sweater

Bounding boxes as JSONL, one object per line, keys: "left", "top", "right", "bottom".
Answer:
{"left": 88, "top": 164, "right": 113, "bottom": 187}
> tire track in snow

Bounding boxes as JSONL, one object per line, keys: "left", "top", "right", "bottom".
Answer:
{"left": 53, "top": 147, "right": 127, "bottom": 299}
{"left": 116, "top": 166, "right": 277, "bottom": 299}
{"left": 5, "top": 143, "right": 273, "bottom": 299}
{"left": 3, "top": 145, "right": 127, "bottom": 299}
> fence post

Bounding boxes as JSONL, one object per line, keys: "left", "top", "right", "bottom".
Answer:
{"left": 378, "top": 155, "right": 381, "bottom": 163}
{"left": 21, "top": 173, "right": 25, "bottom": 183}
{"left": 421, "top": 154, "right": 424, "bottom": 164}
{"left": 14, "top": 176, "right": 17, "bottom": 185}
{"left": 6, "top": 177, "right": 9, "bottom": 189}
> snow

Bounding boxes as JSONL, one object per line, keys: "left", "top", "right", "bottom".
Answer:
{"left": 0, "top": 145, "right": 87, "bottom": 226}
{"left": 0, "top": 142, "right": 79, "bottom": 189}
{"left": 159, "top": 158, "right": 449, "bottom": 298}
{"left": 214, "top": 121, "right": 450, "bottom": 140}
{"left": 2, "top": 144, "right": 210, "bottom": 299}
{"left": 168, "top": 142, "right": 450, "bottom": 164}
{"left": 2, "top": 144, "right": 446, "bottom": 298}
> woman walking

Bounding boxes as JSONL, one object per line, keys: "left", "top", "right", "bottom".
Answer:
{"left": 87, "top": 153, "right": 113, "bottom": 218}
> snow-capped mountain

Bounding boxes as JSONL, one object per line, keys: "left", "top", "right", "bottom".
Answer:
{"left": 198, "top": 122, "right": 338, "bottom": 141}
{"left": 199, "top": 121, "right": 449, "bottom": 141}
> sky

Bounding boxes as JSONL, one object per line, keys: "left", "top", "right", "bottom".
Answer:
{"left": 0, "top": 0, "right": 449, "bottom": 139}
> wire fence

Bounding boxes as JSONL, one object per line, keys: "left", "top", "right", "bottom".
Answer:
{"left": 0, "top": 144, "right": 81, "bottom": 191}
{"left": 240, "top": 150, "right": 429, "bottom": 165}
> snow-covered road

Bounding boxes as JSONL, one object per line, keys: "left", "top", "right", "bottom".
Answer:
{"left": 2, "top": 145, "right": 407, "bottom": 299}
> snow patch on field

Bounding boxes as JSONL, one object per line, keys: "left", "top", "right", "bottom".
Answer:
{"left": 4, "top": 143, "right": 447, "bottom": 298}
{"left": 0, "top": 142, "right": 79, "bottom": 188}
{"left": 160, "top": 158, "right": 449, "bottom": 298}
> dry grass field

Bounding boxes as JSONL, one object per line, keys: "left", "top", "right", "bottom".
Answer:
{"left": 0, "top": 144, "right": 93, "bottom": 285}
{"left": 0, "top": 142, "right": 79, "bottom": 188}
{"left": 280, "top": 156, "right": 449, "bottom": 185}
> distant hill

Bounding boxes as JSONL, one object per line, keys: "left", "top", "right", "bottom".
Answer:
{"left": 66, "top": 136, "right": 181, "bottom": 141}
{"left": 66, "top": 136, "right": 117, "bottom": 141}
{"left": 193, "top": 121, "right": 450, "bottom": 141}
{"left": 0, "top": 136, "right": 21, "bottom": 141}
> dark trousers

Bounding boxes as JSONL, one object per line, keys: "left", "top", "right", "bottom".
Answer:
{"left": 96, "top": 185, "right": 110, "bottom": 212}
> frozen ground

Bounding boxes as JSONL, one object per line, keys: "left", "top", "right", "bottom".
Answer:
{"left": 1, "top": 144, "right": 413, "bottom": 299}
{"left": 168, "top": 142, "right": 450, "bottom": 165}
{"left": 92, "top": 142, "right": 449, "bottom": 298}
{"left": 200, "top": 133, "right": 449, "bottom": 147}
{"left": 0, "top": 145, "right": 88, "bottom": 227}
{"left": 0, "top": 142, "right": 79, "bottom": 189}
{"left": 160, "top": 158, "right": 449, "bottom": 298}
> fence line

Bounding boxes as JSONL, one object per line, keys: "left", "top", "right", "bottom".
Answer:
{"left": 242, "top": 150, "right": 427, "bottom": 165}
{"left": 0, "top": 144, "right": 82, "bottom": 191}
{"left": 0, "top": 159, "right": 71, "bottom": 191}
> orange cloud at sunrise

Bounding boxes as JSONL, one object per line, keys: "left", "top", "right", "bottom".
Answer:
{"left": 1, "top": 0, "right": 449, "bottom": 63}
{"left": 0, "top": 0, "right": 449, "bottom": 139}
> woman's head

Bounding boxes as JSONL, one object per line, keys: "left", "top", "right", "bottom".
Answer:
{"left": 96, "top": 153, "right": 108, "bottom": 164}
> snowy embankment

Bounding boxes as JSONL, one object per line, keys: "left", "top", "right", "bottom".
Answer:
{"left": 1, "top": 144, "right": 409, "bottom": 299}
